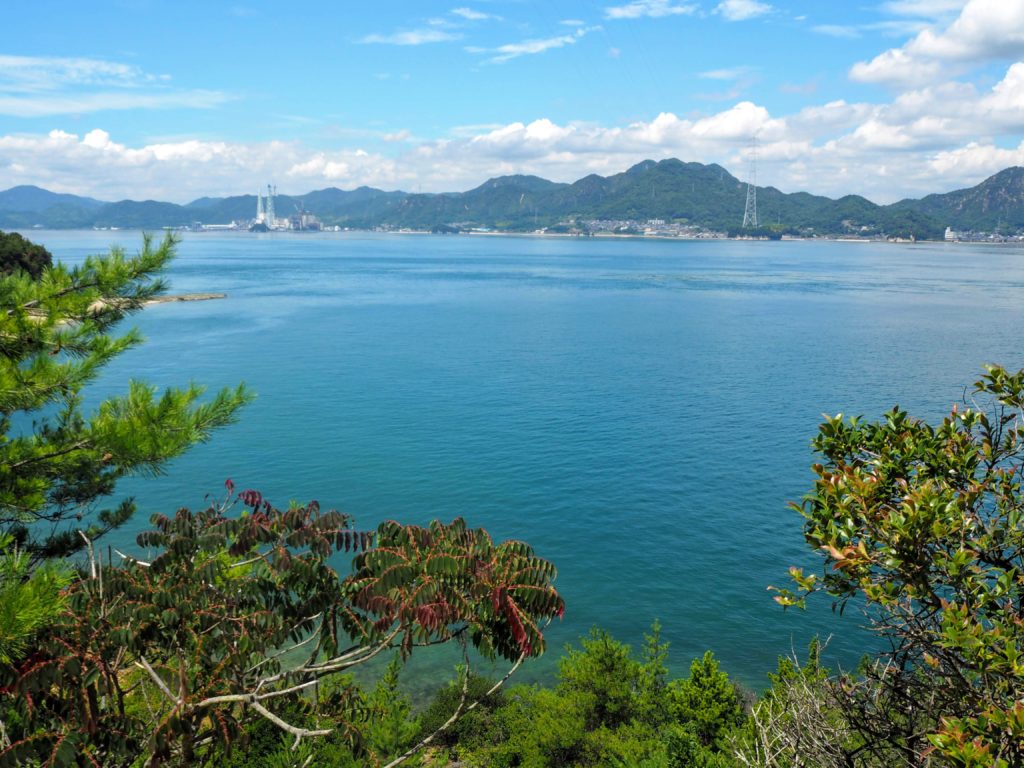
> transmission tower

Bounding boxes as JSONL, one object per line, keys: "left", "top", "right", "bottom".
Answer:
{"left": 742, "top": 137, "right": 759, "bottom": 229}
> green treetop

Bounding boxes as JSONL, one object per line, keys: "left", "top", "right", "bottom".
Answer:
{"left": 0, "top": 232, "right": 250, "bottom": 565}
{"left": 0, "top": 231, "right": 52, "bottom": 280}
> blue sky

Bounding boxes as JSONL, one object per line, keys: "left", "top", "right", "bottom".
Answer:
{"left": 1, "top": 0, "right": 1022, "bottom": 202}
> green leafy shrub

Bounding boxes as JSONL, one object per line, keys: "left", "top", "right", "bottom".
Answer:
{"left": 776, "top": 365, "right": 1024, "bottom": 766}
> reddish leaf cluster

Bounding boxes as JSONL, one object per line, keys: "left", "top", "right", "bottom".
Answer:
{"left": 1, "top": 489, "right": 562, "bottom": 766}
{"left": 345, "top": 518, "right": 564, "bottom": 661}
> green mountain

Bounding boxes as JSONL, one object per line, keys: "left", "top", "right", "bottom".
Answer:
{"left": 891, "top": 166, "right": 1024, "bottom": 232}
{"left": 0, "top": 185, "right": 105, "bottom": 213}
{"left": 91, "top": 200, "right": 196, "bottom": 229}
{"left": 2, "top": 161, "right": 1021, "bottom": 239}
{"left": 173, "top": 187, "right": 407, "bottom": 227}
{"left": 372, "top": 159, "right": 944, "bottom": 238}
{"left": 0, "top": 186, "right": 107, "bottom": 229}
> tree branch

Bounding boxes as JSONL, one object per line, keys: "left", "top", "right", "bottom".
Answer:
{"left": 135, "top": 657, "right": 179, "bottom": 707}
{"left": 249, "top": 700, "right": 331, "bottom": 751}
{"left": 381, "top": 649, "right": 527, "bottom": 768}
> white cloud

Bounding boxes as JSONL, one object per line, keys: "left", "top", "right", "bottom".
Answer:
{"left": 813, "top": 20, "right": 929, "bottom": 39}
{"left": 359, "top": 28, "right": 461, "bottom": 45}
{"left": 383, "top": 129, "right": 414, "bottom": 142}
{"left": 0, "top": 90, "right": 228, "bottom": 118}
{"left": 880, "top": 0, "right": 968, "bottom": 20}
{"left": 852, "top": 0, "right": 1024, "bottom": 87}
{"left": 700, "top": 67, "right": 754, "bottom": 80}
{"left": 604, "top": 0, "right": 696, "bottom": 20}
{"left": 780, "top": 78, "right": 820, "bottom": 95}
{"left": 850, "top": 48, "right": 945, "bottom": 88}
{"left": 0, "top": 55, "right": 150, "bottom": 93}
{"left": 0, "top": 55, "right": 228, "bottom": 117}
{"left": 5, "top": 61, "right": 1024, "bottom": 206}
{"left": 714, "top": 0, "right": 773, "bottom": 22}
{"left": 930, "top": 140, "right": 1024, "bottom": 178}
{"left": 908, "top": 0, "right": 1024, "bottom": 59}
{"left": 813, "top": 25, "right": 861, "bottom": 39}
{"left": 451, "top": 7, "right": 495, "bottom": 21}
{"left": 470, "top": 26, "right": 598, "bottom": 64}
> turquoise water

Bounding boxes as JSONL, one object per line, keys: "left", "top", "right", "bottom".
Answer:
{"left": 22, "top": 230, "right": 1024, "bottom": 690}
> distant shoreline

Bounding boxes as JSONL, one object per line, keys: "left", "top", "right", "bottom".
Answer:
{"left": 19, "top": 227, "right": 1024, "bottom": 246}
{"left": 84, "top": 293, "right": 226, "bottom": 314}
{"left": 145, "top": 292, "right": 226, "bottom": 305}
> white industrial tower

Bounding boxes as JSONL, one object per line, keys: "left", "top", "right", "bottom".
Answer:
{"left": 266, "top": 184, "right": 276, "bottom": 227}
{"left": 742, "top": 137, "right": 759, "bottom": 229}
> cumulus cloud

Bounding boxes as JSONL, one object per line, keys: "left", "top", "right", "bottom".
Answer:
{"left": 714, "top": 0, "right": 773, "bottom": 22}
{"left": 604, "top": 0, "right": 697, "bottom": 20}
{"left": 851, "top": 0, "right": 1024, "bottom": 87}
{"left": 930, "top": 139, "right": 1024, "bottom": 178}
{"left": 850, "top": 48, "right": 946, "bottom": 88}
{"left": 5, "top": 60, "right": 1024, "bottom": 206}
{"left": 0, "top": 105, "right": 777, "bottom": 201}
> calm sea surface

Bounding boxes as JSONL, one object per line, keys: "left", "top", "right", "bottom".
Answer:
{"left": 21, "top": 230, "right": 1024, "bottom": 691}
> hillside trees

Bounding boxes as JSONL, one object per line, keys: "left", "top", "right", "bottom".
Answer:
{"left": 433, "top": 624, "right": 747, "bottom": 768}
{"left": 0, "top": 231, "right": 52, "bottom": 279}
{"left": 775, "top": 365, "right": 1024, "bottom": 766}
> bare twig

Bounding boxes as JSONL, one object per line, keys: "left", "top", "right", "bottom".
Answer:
{"left": 135, "top": 657, "right": 178, "bottom": 707}
{"left": 249, "top": 701, "right": 331, "bottom": 750}
{"left": 78, "top": 530, "right": 97, "bottom": 580}
{"left": 114, "top": 549, "right": 151, "bottom": 567}
{"left": 381, "top": 647, "right": 528, "bottom": 768}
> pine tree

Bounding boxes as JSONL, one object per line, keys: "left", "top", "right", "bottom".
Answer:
{"left": 0, "top": 232, "right": 250, "bottom": 654}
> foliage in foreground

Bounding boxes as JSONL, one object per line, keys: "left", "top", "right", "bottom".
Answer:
{"left": 221, "top": 622, "right": 751, "bottom": 768}
{"left": 0, "top": 487, "right": 563, "bottom": 766}
{"left": 0, "top": 232, "right": 251, "bottom": 568}
{"left": 775, "top": 365, "right": 1024, "bottom": 766}
{"left": 417, "top": 623, "right": 747, "bottom": 768}
{"left": 0, "top": 231, "right": 256, "bottom": 765}
{"left": 0, "top": 233, "right": 563, "bottom": 766}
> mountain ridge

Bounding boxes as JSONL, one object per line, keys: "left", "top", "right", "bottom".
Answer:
{"left": 2, "top": 161, "right": 1021, "bottom": 238}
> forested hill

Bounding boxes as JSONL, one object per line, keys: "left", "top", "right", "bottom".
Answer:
{"left": 2, "top": 161, "right": 1021, "bottom": 238}
{"left": 888, "top": 166, "right": 1024, "bottom": 232}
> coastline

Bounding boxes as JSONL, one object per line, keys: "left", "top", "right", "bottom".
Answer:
{"left": 144, "top": 292, "right": 226, "bottom": 305}
{"left": 19, "top": 227, "right": 1024, "bottom": 246}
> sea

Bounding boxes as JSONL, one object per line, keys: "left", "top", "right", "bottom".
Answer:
{"left": 20, "top": 229, "right": 1024, "bottom": 694}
